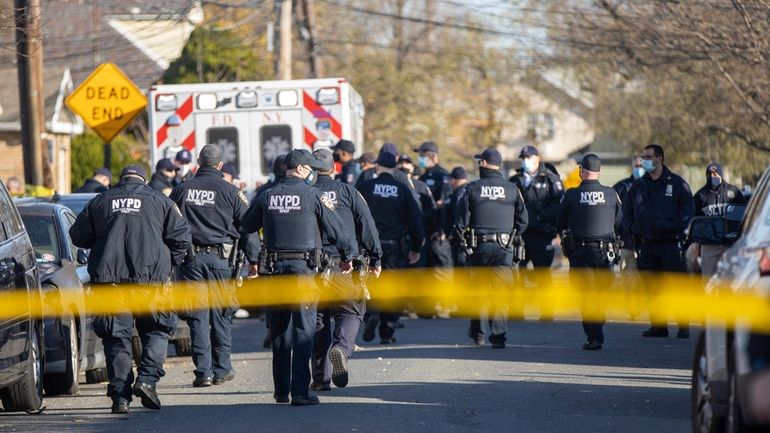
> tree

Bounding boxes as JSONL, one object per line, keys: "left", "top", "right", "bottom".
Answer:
{"left": 70, "top": 132, "right": 148, "bottom": 191}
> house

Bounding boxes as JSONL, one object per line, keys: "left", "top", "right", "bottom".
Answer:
{"left": 0, "top": 0, "right": 200, "bottom": 192}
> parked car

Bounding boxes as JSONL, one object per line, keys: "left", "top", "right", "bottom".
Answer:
{"left": 0, "top": 179, "right": 44, "bottom": 412}
{"left": 15, "top": 202, "right": 109, "bottom": 395}
{"left": 691, "top": 166, "right": 770, "bottom": 433}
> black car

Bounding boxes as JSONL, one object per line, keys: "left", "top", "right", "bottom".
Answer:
{"left": 0, "top": 180, "right": 44, "bottom": 412}
{"left": 16, "top": 202, "right": 108, "bottom": 395}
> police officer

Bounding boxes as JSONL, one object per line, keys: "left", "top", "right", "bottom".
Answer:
{"left": 414, "top": 141, "right": 453, "bottom": 268}
{"left": 455, "top": 148, "right": 528, "bottom": 348}
{"left": 332, "top": 139, "right": 359, "bottom": 185}
{"left": 693, "top": 162, "right": 746, "bottom": 276}
{"left": 174, "top": 149, "right": 195, "bottom": 185}
{"left": 70, "top": 165, "right": 191, "bottom": 414}
{"left": 622, "top": 144, "right": 695, "bottom": 338}
{"left": 558, "top": 154, "right": 622, "bottom": 350}
{"left": 354, "top": 152, "right": 377, "bottom": 189}
{"left": 443, "top": 167, "right": 470, "bottom": 267}
{"left": 357, "top": 151, "right": 424, "bottom": 344}
{"left": 398, "top": 155, "right": 437, "bottom": 267}
{"left": 244, "top": 149, "right": 355, "bottom": 406}
{"left": 612, "top": 156, "right": 645, "bottom": 272}
{"left": 169, "top": 144, "right": 259, "bottom": 388}
{"left": 310, "top": 149, "right": 382, "bottom": 391}
{"left": 149, "top": 158, "right": 180, "bottom": 196}
{"left": 254, "top": 154, "right": 287, "bottom": 199}
{"left": 75, "top": 167, "right": 112, "bottom": 193}
{"left": 510, "top": 145, "right": 564, "bottom": 320}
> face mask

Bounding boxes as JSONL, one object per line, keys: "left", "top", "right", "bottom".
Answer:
{"left": 268, "top": 173, "right": 276, "bottom": 183}
{"left": 304, "top": 169, "right": 317, "bottom": 186}
{"left": 710, "top": 177, "right": 721, "bottom": 188}
{"left": 333, "top": 153, "right": 341, "bottom": 163}
{"left": 522, "top": 158, "right": 538, "bottom": 173}
{"left": 633, "top": 167, "right": 645, "bottom": 179}
{"left": 418, "top": 155, "right": 429, "bottom": 169}
{"left": 642, "top": 159, "right": 655, "bottom": 173}
{"left": 354, "top": 163, "right": 362, "bottom": 176}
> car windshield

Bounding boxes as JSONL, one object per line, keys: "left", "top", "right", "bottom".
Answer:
{"left": 57, "top": 195, "right": 96, "bottom": 215}
{"left": 21, "top": 215, "right": 60, "bottom": 262}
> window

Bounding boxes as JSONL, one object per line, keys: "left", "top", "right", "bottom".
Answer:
{"left": 207, "top": 128, "right": 240, "bottom": 170}
{"left": 237, "top": 92, "right": 258, "bottom": 108}
{"left": 527, "top": 113, "right": 555, "bottom": 141}
{"left": 278, "top": 90, "right": 298, "bottom": 107}
{"left": 0, "top": 184, "right": 22, "bottom": 241}
{"left": 61, "top": 211, "right": 78, "bottom": 260}
{"left": 20, "top": 215, "right": 60, "bottom": 262}
{"left": 197, "top": 93, "right": 218, "bottom": 110}
{"left": 260, "top": 125, "right": 292, "bottom": 176}
{"left": 155, "top": 94, "right": 177, "bottom": 111}
{"left": 316, "top": 88, "right": 339, "bottom": 105}
{"left": 742, "top": 168, "right": 770, "bottom": 234}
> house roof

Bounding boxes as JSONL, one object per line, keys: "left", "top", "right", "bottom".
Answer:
{"left": 0, "top": 0, "right": 196, "bottom": 133}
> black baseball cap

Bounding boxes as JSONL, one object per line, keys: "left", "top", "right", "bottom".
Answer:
{"left": 474, "top": 148, "right": 503, "bottom": 166}
{"left": 413, "top": 141, "right": 439, "bottom": 154}
{"left": 380, "top": 142, "right": 399, "bottom": 157}
{"left": 175, "top": 149, "right": 193, "bottom": 164}
{"left": 359, "top": 152, "right": 376, "bottom": 164}
{"left": 155, "top": 158, "right": 179, "bottom": 172}
{"left": 221, "top": 163, "right": 238, "bottom": 177}
{"left": 519, "top": 145, "right": 539, "bottom": 158}
{"left": 332, "top": 139, "right": 356, "bottom": 154}
{"left": 376, "top": 152, "right": 398, "bottom": 168}
{"left": 94, "top": 167, "right": 112, "bottom": 179}
{"left": 284, "top": 149, "right": 325, "bottom": 170}
{"left": 581, "top": 153, "right": 602, "bottom": 172}
{"left": 120, "top": 164, "right": 147, "bottom": 181}
{"left": 312, "top": 149, "right": 335, "bottom": 171}
{"left": 398, "top": 154, "right": 413, "bottom": 164}
{"left": 450, "top": 166, "right": 468, "bottom": 180}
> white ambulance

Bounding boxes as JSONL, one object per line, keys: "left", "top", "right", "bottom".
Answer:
{"left": 147, "top": 78, "right": 365, "bottom": 190}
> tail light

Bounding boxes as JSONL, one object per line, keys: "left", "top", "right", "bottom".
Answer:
{"left": 759, "top": 248, "right": 770, "bottom": 277}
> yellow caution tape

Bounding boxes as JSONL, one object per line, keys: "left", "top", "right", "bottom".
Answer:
{"left": 4, "top": 268, "right": 770, "bottom": 333}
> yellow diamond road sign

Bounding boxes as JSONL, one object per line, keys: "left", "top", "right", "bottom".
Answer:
{"left": 65, "top": 63, "right": 147, "bottom": 143}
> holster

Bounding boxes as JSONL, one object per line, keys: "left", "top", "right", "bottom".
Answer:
{"left": 561, "top": 230, "right": 574, "bottom": 257}
{"left": 512, "top": 235, "right": 526, "bottom": 263}
{"left": 462, "top": 228, "right": 477, "bottom": 254}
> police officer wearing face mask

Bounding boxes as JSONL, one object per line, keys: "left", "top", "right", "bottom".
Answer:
{"left": 558, "top": 154, "right": 622, "bottom": 350}
{"left": 310, "top": 149, "right": 382, "bottom": 391}
{"left": 332, "top": 139, "right": 359, "bottom": 185}
{"left": 244, "top": 149, "right": 355, "bottom": 406}
{"left": 174, "top": 149, "right": 195, "bottom": 185}
{"left": 150, "top": 158, "right": 180, "bottom": 196}
{"left": 612, "top": 156, "right": 645, "bottom": 271}
{"left": 693, "top": 162, "right": 746, "bottom": 276}
{"left": 70, "top": 165, "right": 191, "bottom": 414}
{"left": 414, "top": 141, "right": 453, "bottom": 268}
{"left": 622, "top": 144, "right": 695, "bottom": 338}
{"left": 169, "top": 144, "right": 259, "bottom": 388}
{"left": 357, "top": 151, "right": 425, "bottom": 344}
{"left": 455, "top": 148, "right": 528, "bottom": 348}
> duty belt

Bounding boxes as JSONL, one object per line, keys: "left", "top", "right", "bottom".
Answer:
{"left": 575, "top": 240, "right": 606, "bottom": 248}
{"left": 379, "top": 239, "right": 400, "bottom": 246}
{"left": 475, "top": 233, "right": 511, "bottom": 244}
{"left": 193, "top": 244, "right": 233, "bottom": 259}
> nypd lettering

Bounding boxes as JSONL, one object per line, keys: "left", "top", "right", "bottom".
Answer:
{"left": 269, "top": 194, "right": 301, "bottom": 214}
{"left": 373, "top": 184, "right": 398, "bottom": 198}
{"left": 580, "top": 191, "right": 606, "bottom": 206}
{"left": 323, "top": 190, "right": 338, "bottom": 205}
{"left": 186, "top": 189, "right": 217, "bottom": 207}
{"left": 111, "top": 198, "right": 142, "bottom": 214}
{"left": 480, "top": 186, "right": 506, "bottom": 200}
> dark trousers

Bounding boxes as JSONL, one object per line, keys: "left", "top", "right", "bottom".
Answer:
{"left": 364, "top": 242, "right": 407, "bottom": 340}
{"left": 566, "top": 245, "right": 612, "bottom": 343}
{"left": 522, "top": 232, "right": 555, "bottom": 317}
{"left": 451, "top": 241, "right": 467, "bottom": 268}
{"left": 467, "top": 241, "right": 514, "bottom": 344}
{"left": 178, "top": 251, "right": 237, "bottom": 379}
{"left": 636, "top": 241, "right": 688, "bottom": 331}
{"left": 95, "top": 309, "right": 176, "bottom": 402}
{"left": 312, "top": 264, "right": 365, "bottom": 384}
{"left": 269, "top": 259, "right": 318, "bottom": 398}
{"left": 429, "top": 238, "right": 453, "bottom": 268}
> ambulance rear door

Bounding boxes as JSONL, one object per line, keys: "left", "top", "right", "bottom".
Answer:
{"left": 193, "top": 110, "right": 254, "bottom": 186}
{"left": 249, "top": 89, "right": 304, "bottom": 180}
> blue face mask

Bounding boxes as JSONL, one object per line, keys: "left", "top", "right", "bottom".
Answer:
{"left": 268, "top": 173, "right": 276, "bottom": 183}
{"left": 304, "top": 169, "right": 317, "bottom": 186}
{"left": 710, "top": 177, "right": 721, "bottom": 188}
{"left": 418, "top": 155, "right": 430, "bottom": 169}
{"left": 522, "top": 158, "right": 538, "bottom": 173}
{"left": 642, "top": 159, "right": 655, "bottom": 173}
{"left": 633, "top": 167, "right": 645, "bottom": 179}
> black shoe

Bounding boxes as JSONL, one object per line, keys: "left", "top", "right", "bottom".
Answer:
{"left": 380, "top": 337, "right": 396, "bottom": 345}
{"left": 676, "top": 329, "right": 690, "bottom": 339}
{"left": 132, "top": 382, "right": 161, "bottom": 410}
{"left": 193, "top": 376, "right": 213, "bottom": 388}
{"left": 582, "top": 340, "right": 603, "bottom": 351}
{"left": 491, "top": 341, "right": 505, "bottom": 349}
{"left": 329, "top": 346, "right": 349, "bottom": 388}
{"left": 642, "top": 327, "right": 669, "bottom": 338}
{"left": 309, "top": 381, "right": 331, "bottom": 391}
{"left": 363, "top": 316, "right": 379, "bottom": 342}
{"left": 263, "top": 330, "right": 272, "bottom": 349}
{"left": 111, "top": 398, "right": 130, "bottom": 414}
{"left": 213, "top": 370, "right": 235, "bottom": 385}
{"left": 291, "top": 395, "right": 320, "bottom": 406}
{"left": 274, "top": 393, "right": 290, "bottom": 403}
{"left": 467, "top": 328, "right": 485, "bottom": 346}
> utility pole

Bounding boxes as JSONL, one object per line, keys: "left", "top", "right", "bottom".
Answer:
{"left": 278, "top": 0, "right": 293, "bottom": 80}
{"left": 14, "top": 0, "right": 44, "bottom": 187}
{"left": 298, "top": 0, "right": 324, "bottom": 78}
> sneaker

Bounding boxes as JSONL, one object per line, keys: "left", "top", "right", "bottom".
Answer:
{"left": 213, "top": 369, "right": 235, "bottom": 385}
{"left": 132, "top": 382, "right": 161, "bottom": 410}
{"left": 234, "top": 309, "right": 250, "bottom": 319}
{"left": 111, "top": 397, "right": 129, "bottom": 414}
{"left": 192, "top": 376, "right": 213, "bottom": 388}
{"left": 362, "top": 316, "right": 379, "bottom": 342}
{"left": 676, "top": 329, "right": 690, "bottom": 339}
{"left": 467, "top": 328, "right": 485, "bottom": 346}
{"left": 291, "top": 394, "right": 320, "bottom": 406}
{"left": 642, "top": 327, "right": 669, "bottom": 338}
{"left": 309, "top": 382, "right": 331, "bottom": 391}
{"left": 582, "top": 340, "right": 603, "bottom": 351}
{"left": 329, "top": 346, "right": 349, "bottom": 388}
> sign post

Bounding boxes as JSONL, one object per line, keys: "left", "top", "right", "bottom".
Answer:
{"left": 65, "top": 62, "right": 147, "bottom": 170}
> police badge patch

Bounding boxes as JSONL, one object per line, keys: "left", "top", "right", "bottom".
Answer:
{"left": 727, "top": 190, "right": 735, "bottom": 199}
{"left": 237, "top": 191, "right": 249, "bottom": 206}
{"left": 320, "top": 193, "right": 335, "bottom": 210}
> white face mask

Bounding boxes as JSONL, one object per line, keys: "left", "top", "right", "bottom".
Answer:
{"left": 179, "top": 164, "right": 191, "bottom": 176}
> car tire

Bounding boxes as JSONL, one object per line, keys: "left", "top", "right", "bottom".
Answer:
{"left": 43, "top": 313, "right": 80, "bottom": 395}
{"left": 1, "top": 323, "right": 43, "bottom": 412}
{"left": 727, "top": 341, "right": 768, "bottom": 433}
{"left": 692, "top": 331, "right": 724, "bottom": 433}
{"left": 131, "top": 335, "right": 142, "bottom": 366}
{"left": 84, "top": 368, "right": 108, "bottom": 384}
{"left": 173, "top": 338, "right": 193, "bottom": 357}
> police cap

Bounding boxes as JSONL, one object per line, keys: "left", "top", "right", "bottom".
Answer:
{"left": 284, "top": 149, "right": 325, "bottom": 170}
{"left": 120, "top": 164, "right": 147, "bottom": 181}
{"left": 222, "top": 163, "right": 238, "bottom": 178}
{"left": 332, "top": 139, "right": 356, "bottom": 154}
{"left": 312, "top": 149, "right": 335, "bottom": 171}
{"left": 450, "top": 166, "right": 468, "bottom": 180}
{"left": 413, "top": 141, "right": 439, "bottom": 154}
{"left": 581, "top": 153, "right": 602, "bottom": 172}
{"left": 175, "top": 149, "right": 193, "bottom": 164}
{"left": 519, "top": 145, "right": 539, "bottom": 158}
{"left": 359, "top": 152, "right": 376, "bottom": 164}
{"left": 380, "top": 142, "right": 399, "bottom": 157}
{"left": 376, "top": 151, "right": 398, "bottom": 168}
{"left": 94, "top": 167, "right": 112, "bottom": 179}
{"left": 474, "top": 147, "right": 503, "bottom": 166}
{"left": 155, "top": 158, "right": 179, "bottom": 172}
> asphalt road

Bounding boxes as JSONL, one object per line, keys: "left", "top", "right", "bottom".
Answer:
{"left": 0, "top": 317, "right": 695, "bottom": 433}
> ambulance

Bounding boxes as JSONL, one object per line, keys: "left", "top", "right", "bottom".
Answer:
{"left": 147, "top": 78, "right": 365, "bottom": 190}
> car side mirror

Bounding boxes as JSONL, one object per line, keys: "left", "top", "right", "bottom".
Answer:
{"left": 687, "top": 216, "right": 726, "bottom": 245}
{"left": 76, "top": 249, "right": 89, "bottom": 265}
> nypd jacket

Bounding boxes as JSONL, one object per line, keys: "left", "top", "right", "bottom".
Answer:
{"left": 509, "top": 163, "right": 564, "bottom": 236}
{"left": 316, "top": 174, "right": 382, "bottom": 267}
{"left": 694, "top": 181, "right": 745, "bottom": 217}
{"left": 357, "top": 172, "right": 425, "bottom": 253}
{"left": 337, "top": 160, "right": 359, "bottom": 185}
{"left": 74, "top": 178, "right": 108, "bottom": 193}
{"left": 455, "top": 168, "right": 528, "bottom": 236}
{"left": 558, "top": 180, "right": 622, "bottom": 242}
{"left": 243, "top": 176, "right": 355, "bottom": 261}
{"left": 169, "top": 167, "right": 260, "bottom": 263}
{"left": 612, "top": 176, "right": 636, "bottom": 249}
{"left": 622, "top": 165, "right": 695, "bottom": 243}
{"left": 420, "top": 165, "right": 452, "bottom": 205}
{"left": 149, "top": 172, "right": 175, "bottom": 195}
{"left": 70, "top": 177, "right": 192, "bottom": 284}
